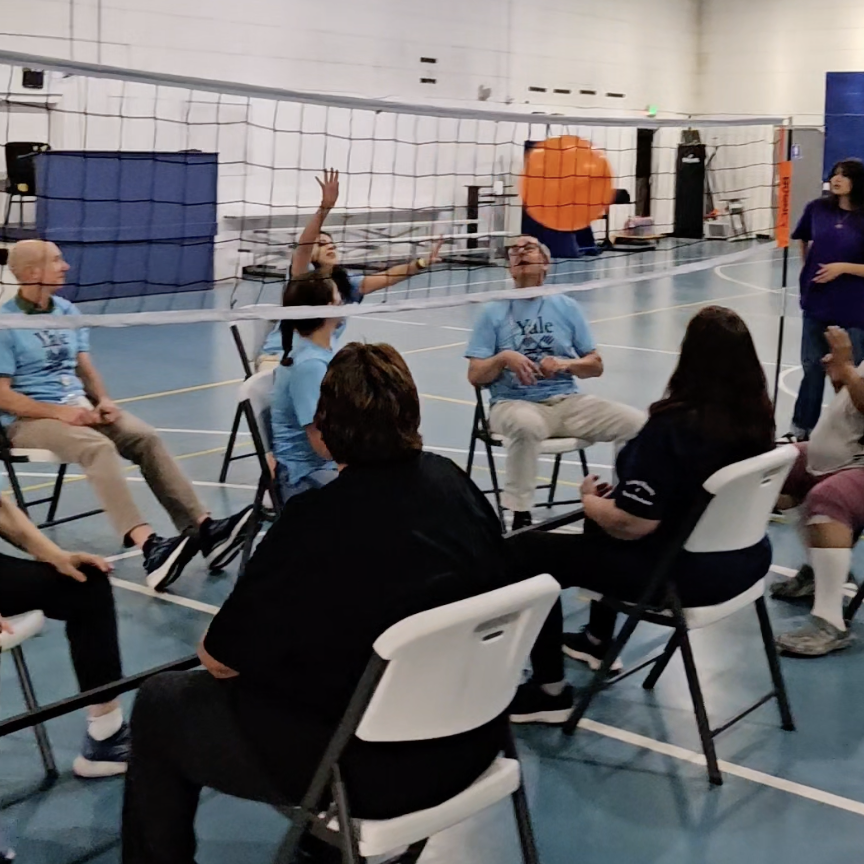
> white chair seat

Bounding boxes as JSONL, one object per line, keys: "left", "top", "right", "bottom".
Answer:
{"left": 579, "top": 578, "right": 767, "bottom": 631}
{"left": 0, "top": 610, "right": 45, "bottom": 651}
{"left": 10, "top": 448, "right": 63, "bottom": 464}
{"left": 352, "top": 757, "right": 520, "bottom": 857}
{"left": 494, "top": 434, "right": 589, "bottom": 455}
{"left": 683, "top": 578, "right": 766, "bottom": 630}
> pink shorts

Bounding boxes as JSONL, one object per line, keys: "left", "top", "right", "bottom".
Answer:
{"left": 783, "top": 443, "right": 864, "bottom": 533}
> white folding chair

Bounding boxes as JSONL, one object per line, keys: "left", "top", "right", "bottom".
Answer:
{"left": 466, "top": 386, "right": 590, "bottom": 529}
{"left": 220, "top": 303, "right": 281, "bottom": 482}
{"left": 560, "top": 444, "right": 799, "bottom": 785}
{"left": 236, "top": 369, "right": 281, "bottom": 578}
{"left": 273, "top": 574, "right": 561, "bottom": 864}
{"left": 0, "top": 610, "right": 57, "bottom": 779}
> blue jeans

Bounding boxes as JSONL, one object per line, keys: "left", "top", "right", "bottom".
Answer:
{"left": 276, "top": 463, "right": 339, "bottom": 502}
{"left": 792, "top": 314, "right": 864, "bottom": 434}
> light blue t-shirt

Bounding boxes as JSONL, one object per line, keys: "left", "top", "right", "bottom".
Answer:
{"left": 465, "top": 295, "right": 596, "bottom": 404}
{"left": 260, "top": 271, "right": 364, "bottom": 357}
{"left": 270, "top": 336, "right": 337, "bottom": 483}
{"left": 0, "top": 296, "right": 90, "bottom": 417}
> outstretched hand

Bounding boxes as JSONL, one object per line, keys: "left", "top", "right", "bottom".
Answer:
{"left": 316, "top": 168, "right": 340, "bottom": 211}
{"left": 427, "top": 237, "right": 445, "bottom": 265}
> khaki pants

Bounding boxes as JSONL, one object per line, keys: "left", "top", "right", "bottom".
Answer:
{"left": 10, "top": 410, "right": 207, "bottom": 541}
{"left": 489, "top": 393, "right": 646, "bottom": 512}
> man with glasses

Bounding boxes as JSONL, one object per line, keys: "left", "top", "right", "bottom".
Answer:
{"left": 465, "top": 235, "right": 645, "bottom": 529}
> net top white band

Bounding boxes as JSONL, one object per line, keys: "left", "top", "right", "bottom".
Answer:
{"left": 0, "top": 49, "right": 786, "bottom": 130}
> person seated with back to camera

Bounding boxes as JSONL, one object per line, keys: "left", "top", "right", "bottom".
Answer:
{"left": 256, "top": 169, "right": 443, "bottom": 370}
{"left": 772, "top": 325, "right": 864, "bottom": 657}
{"left": 465, "top": 234, "right": 646, "bottom": 530}
{"left": 0, "top": 480, "right": 129, "bottom": 777}
{"left": 269, "top": 272, "right": 344, "bottom": 502}
{"left": 0, "top": 240, "right": 254, "bottom": 593}
{"left": 503, "top": 306, "right": 777, "bottom": 723}
{"left": 121, "top": 342, "right": 512, "bottom": 864}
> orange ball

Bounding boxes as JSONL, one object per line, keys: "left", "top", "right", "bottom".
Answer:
{"left": 521, "top": 136, "right": 614, "bottom": 232}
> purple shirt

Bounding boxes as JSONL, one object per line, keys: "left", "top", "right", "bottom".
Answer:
{"left": 793, "top": 197, "right": 864, "bottom": 328}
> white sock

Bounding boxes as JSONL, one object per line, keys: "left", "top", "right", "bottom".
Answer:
{"left": 810, "top": 547, "right": 851, "bottom": 631}
{"left": 88, "top": 707, "right": 123, "bottom": 741}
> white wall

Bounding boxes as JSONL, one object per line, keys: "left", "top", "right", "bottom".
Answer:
{"left": 1, "top": 0, "right": 699, "bottom": 114}
{"left": 699, "top": 0, "right": 864, "bottom": 124}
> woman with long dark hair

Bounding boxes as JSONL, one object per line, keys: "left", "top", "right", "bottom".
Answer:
{"left": 505, "top": 306, "right": 777, "bottom": 723}
{"left": 789, "top": 158, "right": 864, "bottom": 438}
{"left": 256, "top": 169, "right": 443, "bottom": 369}
{"left": 269, "top": 273, "right": 344, "bottom": 502}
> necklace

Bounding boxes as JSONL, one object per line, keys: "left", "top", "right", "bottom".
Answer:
{"left": 836, "top": 210, "right": 852, "bottom": 229}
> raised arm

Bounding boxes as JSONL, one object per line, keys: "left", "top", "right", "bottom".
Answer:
{"left": 291, "top": 169, "right": 339, "bottom": 278}
{"left": 360, "top": 238, "right": 444, "bottom": 295}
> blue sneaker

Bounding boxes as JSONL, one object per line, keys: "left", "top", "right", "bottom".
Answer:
{"left": 73, "top": 722, "right": 131, "bottom": 778}
{"left": 200, "top": 507, "right": 254, "bottom": 572}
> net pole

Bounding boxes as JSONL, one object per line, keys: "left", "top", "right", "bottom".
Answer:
{"left": 772, "top": 120, "right": 794, "bottom": 413}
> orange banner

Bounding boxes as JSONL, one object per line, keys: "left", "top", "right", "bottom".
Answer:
{"left": 777, "top": 160, "right": 792, "bottom": 248}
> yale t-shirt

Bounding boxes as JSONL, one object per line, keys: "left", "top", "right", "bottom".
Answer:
{"left": 0, "top": 296, "right": 89, "bottom": 420}
{"left": 464, "top": 295, "right": 595, "bottom": 403}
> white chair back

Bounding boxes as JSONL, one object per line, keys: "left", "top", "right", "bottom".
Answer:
{"left": 684, "top": 444, "right": 798, "bottom": 554}
{"left": 356, "top": 574, "right": 560, "bottom": 743}
{"left": 238, "top": 368, "right": 275, "bottom": 453}
{"left": 235, "top": 304, "right": 281, "bottom": 362}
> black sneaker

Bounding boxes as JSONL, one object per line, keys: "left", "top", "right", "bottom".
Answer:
{"left": 200, "top": 506, "right": 254, "bottom": 571}
{"left": 72, "top": 722, "right": 131, "bottom": 778}
{"left": 562, "top": 629, "right": 623, "bottom": 673}
{"left": 144, "top": 533, "right": 198, "bottom": 592}
{"left": 511, "top": 511, "right": 533, "bottom": 531}
{"left": 509, "top": 679, "right": 574, "bottom": 725}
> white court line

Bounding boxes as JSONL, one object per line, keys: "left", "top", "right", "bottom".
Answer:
{"left": 155, "top": 427, "right": 250, "bottom": 436}
{"left": 579, "top": 718, "right": 864, "bottom": 818}
{"left": 109, "top": 575, "right": 220, "bottom": 615}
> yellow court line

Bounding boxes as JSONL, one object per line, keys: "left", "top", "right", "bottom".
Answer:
{"left": 116, "top": 378, "right": 243, "bottom": 404}
{"left": 15, "top": 442, "right": 251, "bottom": 494}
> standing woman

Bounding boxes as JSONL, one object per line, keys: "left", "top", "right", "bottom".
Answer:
{"left": 790, "top": 158, "right": 864, "bottom": 439}
{"left": 256, "top": 169, "right": 443, "bottom": 369}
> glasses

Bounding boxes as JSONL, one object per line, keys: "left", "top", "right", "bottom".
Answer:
{"left": 508, "top": 243, "right": 542, "bottom": 258}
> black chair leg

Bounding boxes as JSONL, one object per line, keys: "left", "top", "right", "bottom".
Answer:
{"left": 484, "top": 438, "right": 505, "bottom": 529}
{"left": 2, "top": 194, "right": 12, "bottom": 234}
{"left": 504, "top": 727, "right": 539, "bottom": 864}
{"left": 237, "top": 478, "right": 266, "bottom": 580}
{"left": 677, "top": 630, "right": 722, "bottom": 785}
{"left": 331, "top": 766, "right": 362, "bottom": 864}
{"left": 642, "top": 629, "right": 684, "bottom": 691}
{"left": 755, "top": 596, "right": 795, "bottom": 731}
{"left": 219, "top": 405, "right": 244, "bottom": 483}
{"left": 564, "top": 610, "right": 640, "bottom": 735}
{"left": 46, "top": 463, "right": 67, "bottom": 523}
{"left": 466, "top": 430, "right": 477, "bottom": 477}
{"left": 5, "top": 461, "right": 30, "bottom": 515}
{"left": 846, "top": 580, "right": 864, "bottom": 625}
{"left": 11, "top": 647, "right": 58, "bottom": 780}
{"left": 547, "top": 455, "right": 562, "bottom": 506}
{"left": 579, "top": 448, "right": 589, "bottom": 478}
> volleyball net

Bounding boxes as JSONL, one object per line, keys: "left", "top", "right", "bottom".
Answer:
{"left": 0, "top": 49, "right": 785, "bottom": 329}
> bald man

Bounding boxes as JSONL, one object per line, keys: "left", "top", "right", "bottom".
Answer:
{"left": 0, "top": 241, "right": 253, "bottom": 590}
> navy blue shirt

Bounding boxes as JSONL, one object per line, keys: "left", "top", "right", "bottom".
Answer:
{"left": 793, "top": 197, "right": 864, "bottom": 328}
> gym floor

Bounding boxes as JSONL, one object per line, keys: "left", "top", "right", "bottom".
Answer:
{"left": 2, "top": 239, "right": 861, "bottom": 864}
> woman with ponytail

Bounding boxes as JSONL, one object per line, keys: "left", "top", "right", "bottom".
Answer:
{"left": 256, "top": 168, "right": 443, "bottom": 369}
{"left": 269, "top": 273, "right": 343, "bottom": 501}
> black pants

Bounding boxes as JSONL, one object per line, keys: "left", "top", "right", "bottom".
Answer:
{"left": 506, "top": 530, "right": 769, "bottom": 684}
{"left": 122, "top": 670, "right": 506, "bottom": 864}
{"left": 0, "top": 552, "right": 122, "bottom": 695}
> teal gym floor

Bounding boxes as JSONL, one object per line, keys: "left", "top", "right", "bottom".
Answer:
{"left": 3, "top": 239, "right": 862, "bottom": 863}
